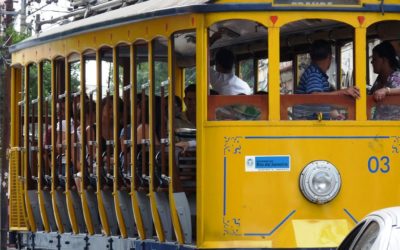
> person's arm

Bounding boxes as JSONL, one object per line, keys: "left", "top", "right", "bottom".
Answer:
{"left": 176, "top": 140, "right": 196, "bottom": 153}
{"left": 305, "top": 72, "right": 360, "bottom": 98}
{"left": 311, "top": 87, "right": 360, "bottom": 99}
{"left": 373, "top": 86, "right": 400, "bottom": 101}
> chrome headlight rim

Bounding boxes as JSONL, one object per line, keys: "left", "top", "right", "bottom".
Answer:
{"left": 299, "top": 160, "right": 341, "bottom": 204}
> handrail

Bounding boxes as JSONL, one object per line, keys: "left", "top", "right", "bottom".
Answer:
{"left": 366, "top": 95, "right": 400, "bottom": 120}
{"left": 280, "top": 94, "right": 355, "bottom": 120}
{"left": 208, "top": 94, "right": 268, "bottom": 121}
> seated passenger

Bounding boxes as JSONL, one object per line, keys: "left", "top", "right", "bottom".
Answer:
{"left": 294, "top": 40, "right": 359, "bottom": 120}
{"left": 210, "top": 48, "right": 252, "bottom": 95}
{"left": 369, "top": 41, "right": 400, "bottom": 120}
{"left": 296, "top": 40, "right": 360, "bottom": 98}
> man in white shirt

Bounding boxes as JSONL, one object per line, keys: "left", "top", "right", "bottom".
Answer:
{"left": 210, "top": 48, "right": 252, "bottom": 95}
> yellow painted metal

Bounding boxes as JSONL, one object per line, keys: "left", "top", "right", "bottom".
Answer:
{"left": 9, "top": 67, "right": 28, "bottom": 230}
{"left": 96, "top": 49, "right": 111, "bottom": 236}
{"left": 23, "top": 65, "right": 36, "bottom": 232}
{"left": 112, "top": 46, "right": 128, "bottom": 238}
{"left": 355, "top": 27, "right": 367, "bottom": 121}
{"left": 50, "top": 59, "right": 65, "bottom": 233}
{"left": 65, "top": 56, "right": 80, "bottom": 234}
{"left": 9, "top": 148, "right": 28, "bottom": 230}
{"left": 199, "top": 122, "right": 400, "bottom": 248}
{"left": 168, "top": 37, "right": 185, "bottom": 244}
{"left": 168, "top": 35, "right": 185, "bottom": 244}
{"left": 148, "top": 40, "right": 166, "bottom": 242}
{"left": 129, "top": 44, "right": 147, "bottom": 240}
{"left": 195, "top": 14, "right": 206, "bottom": 247}
{"left": 12, "top": 14, "right": 196, "bottom": 66}
{"left": 79, "top": 54, "right": 95, "bottom": 235}
{"left": 268, "top": 27, "right": 280, "bottom": 121}
{"left": 37, "top": 61, "right": 51, "bottom": 232}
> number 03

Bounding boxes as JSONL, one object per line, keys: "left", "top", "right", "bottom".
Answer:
{"left": 368, "top": 156, "right": 390, "bottom": 173}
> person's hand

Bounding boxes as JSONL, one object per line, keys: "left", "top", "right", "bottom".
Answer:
{"left": 342, "top": 86, "right": 360, "bottom": 99}
{"left": 373, "top": 87, "right": 389, "bottom": 101}
{"left": 176, "top": 141, "right": 190, "bottom": 154}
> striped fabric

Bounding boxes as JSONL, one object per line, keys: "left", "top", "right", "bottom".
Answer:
{"left": 296, "top": 64, "right": 331, "bottom": 94}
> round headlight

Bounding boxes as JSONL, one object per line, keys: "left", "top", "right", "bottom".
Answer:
{"left": 299, "top": 160, "right": 341, "bottom": 204}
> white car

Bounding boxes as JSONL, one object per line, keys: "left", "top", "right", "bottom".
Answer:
{"left": 338, "top": 207, "right": 400, "bottom": 250}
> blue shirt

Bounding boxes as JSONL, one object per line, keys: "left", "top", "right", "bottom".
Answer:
{"left": 296, "top": 64, "right": 331, "bottom": 94}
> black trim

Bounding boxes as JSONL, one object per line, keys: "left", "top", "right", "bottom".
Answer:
{"left": 9, "top": 3, "right": 400, "bottom": 53}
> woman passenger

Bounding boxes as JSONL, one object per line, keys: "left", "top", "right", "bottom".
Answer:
{"left": 369, "top": 41, "right": 400, "bottom": 119}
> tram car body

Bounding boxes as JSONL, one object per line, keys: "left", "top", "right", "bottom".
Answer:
{"left": 8, "top": 0, "right": 400, "bottom": 249}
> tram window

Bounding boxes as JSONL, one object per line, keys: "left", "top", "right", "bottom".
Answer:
{"left": 82, "top": 51, "right": 96, "bottom": 189}
{"left": 99, "top": 47, "right": 117, "bottom": 189}
{"left": 257, "top": 59, "right": 268, "bottom": 93}
{"left": 185, "top": 67, "right": 196, "bottom": 87}
{"left": 152, "top": 37, "right": 168, "bottom": 190}
{"left": 53, "top": 58, "right": 66, "bottom": 189}
{"left": 134, "top": 41, "right": 150, "bottom": 190}
{"left": 239, "top": 59, "right": 255, "bottom": 91}
{"left": 27, "top": 63, "right": 38, "bottom": 189}
{"left": 280, "top": 19, "right": 356, "bottom": 120}
{"left": 67, "top": 55, "right": 81, "bottom": 189}
{"left": 116, "top": 44, "right": 132, "bottom": 189}
{"left": 340, "top": 42, "right": 354, "bottom": 89}
{"left": 280, "top": 60, "right": 293, "bottom": 94}
{"left": 41, "top": 60, "right": 52, "bottom": 187}
{"left": 366, "top": 20, "right": 400, "bottom": 120}
{"left": 208, "top": 19, "right": 268, "bottom": 121}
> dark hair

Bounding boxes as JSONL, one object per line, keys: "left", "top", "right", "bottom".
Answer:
{"left": 373, "top": 41, "right": 400, "bottom": 70}
{"left": 215, "top": 48, "right": 235, "bottom": 71}
{"left": 101, "top": 95, "right": 124, "bottom": 115}
{"left": 174, "top": 95, "right": 182, "bottom": 109}
{"left": 310, "top": 40, "right": 332, "bottom": 61}
{"left": 185, "top": 84, "right": 196, "bottom": 95}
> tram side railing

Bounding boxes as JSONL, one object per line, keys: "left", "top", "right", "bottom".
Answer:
{"left": 280, "top": 94, "right": 356, "bottom": 120}
{"left": 208, "top": 95, "right": 268, "bottom": 121}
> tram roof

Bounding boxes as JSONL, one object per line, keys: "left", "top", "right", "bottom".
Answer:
{"left": 9, "top": 0, "right": 400, "bottom": 53}
{"left": 10, "top": 0, "right": 210, "bottom": 53}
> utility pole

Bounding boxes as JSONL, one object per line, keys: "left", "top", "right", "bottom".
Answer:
{"left": 0, "top": 0, "right": 12, "bottom": 248}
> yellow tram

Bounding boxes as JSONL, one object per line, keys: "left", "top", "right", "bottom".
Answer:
{"left": 8, "top": 0, "right": 400, "bottom": 249}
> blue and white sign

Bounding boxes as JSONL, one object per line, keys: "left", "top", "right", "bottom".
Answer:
{"left": 245, "top": 155, "right": 291, "bottom": 172}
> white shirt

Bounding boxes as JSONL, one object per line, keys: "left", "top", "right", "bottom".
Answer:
{"left": 210, "top": 69, "right": 252, "bottom": 95}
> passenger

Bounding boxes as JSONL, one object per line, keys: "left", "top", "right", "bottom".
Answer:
{"left": 101, "top": 95, "right": 124, "bottom": 183}
{"left": 176, "top": 85, "right": 197, "bottom": 152}
{"left": 369, "top": 41, "right": 400, "bottom": 99}
{"left": 183, "top": 84, "right": 196, "bottom": 127}
{"left": 368, "top": 41, "right": 400, "bottom": 120}
{"left": 209, "top": 48, "right": 252, "bottom": 95}
{"left": 173, "top": 95, "right": 195, "bottom": 129}
{"left": 294, "top": 40, "right": 359, "bottom": 120}
{"left": 296, "top": 40, "right": 360, "bottom": 98}
{"left": 136, "top": 95, "right": 161, "bottom": 145}
{"left": 74, "top": 98, "right": 96, "bottom": 191}
{"left": 55, "top": 99, "right": 74, "bottom": 188}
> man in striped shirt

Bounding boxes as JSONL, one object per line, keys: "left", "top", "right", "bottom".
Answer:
{"left": 296, "top": 40, "right": 360, "bottom": 98}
